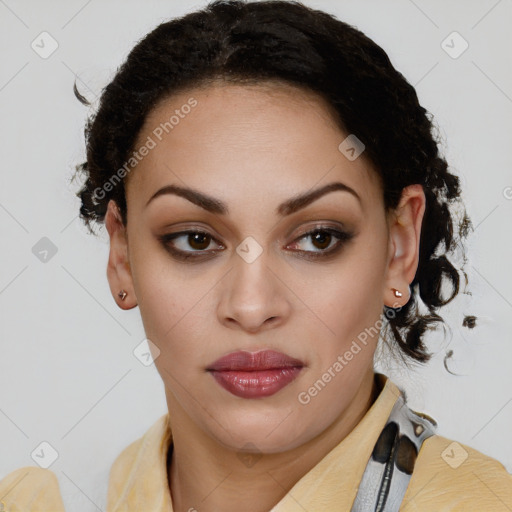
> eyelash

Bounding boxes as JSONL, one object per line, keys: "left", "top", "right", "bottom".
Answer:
{"left": 157, "top": 225, "right": 354, "bottom": 262}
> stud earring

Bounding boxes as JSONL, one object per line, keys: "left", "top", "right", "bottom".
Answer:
{"left": 392, "top": 288, "right": 402, "bottom": 298}
{"left": 118, "top": 290, "right": 127, "bottom": 301}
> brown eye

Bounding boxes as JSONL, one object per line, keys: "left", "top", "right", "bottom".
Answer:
{"left": 157, "top": 230, "right": 224, "bottom": 261}
{"left": 310, "top": 230, "right": 332, "bottom": 250}
{"left": 187, "top": 232, "right": 211, "bottom": 250}
{"left": 288, "top": 227, "right": 354, "bottom": 258}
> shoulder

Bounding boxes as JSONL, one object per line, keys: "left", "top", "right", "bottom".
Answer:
{"left": 107, "top": 414, "right": 170, "bottom": 510}
{"left": 0, "top": 466, "right": 65, "bottom": 511}
{"left": 401, "top": 434, "right": 512, "bottom": 511}
{"left": 108, "top": 415, "right": 166, "bottom": 484}
{"left": 107, "top": 435, "right": 144, "bottom": 495}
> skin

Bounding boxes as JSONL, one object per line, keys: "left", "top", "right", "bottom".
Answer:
{"left": 104, "top": 82, "right": 425, "bottom": 512}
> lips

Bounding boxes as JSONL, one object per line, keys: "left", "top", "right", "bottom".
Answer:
{"left": 206, "top": 350, "right": 305, "bottom": 399}
{"left": 207, "top": 350, "right": 304, "bottom": 371}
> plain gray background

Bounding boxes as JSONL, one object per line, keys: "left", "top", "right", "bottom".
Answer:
{"left": 1, "top": 1, "right": 511, "bottom": 510}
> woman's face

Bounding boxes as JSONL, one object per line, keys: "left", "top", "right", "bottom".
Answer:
{"left": 107, "top": 82, "right": 423, "bottom": 454}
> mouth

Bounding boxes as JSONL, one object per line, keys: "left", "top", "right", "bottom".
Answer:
{"left": 206, "top": 350, "right": 305, "bottom": 399}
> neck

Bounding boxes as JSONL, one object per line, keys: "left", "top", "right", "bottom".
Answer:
{"left": 167, "top": 369, "right": 379, "bottom": 512}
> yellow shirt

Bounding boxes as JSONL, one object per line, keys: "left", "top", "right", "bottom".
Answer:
{"left": 1, "top": 374, "right": 511, "bottom": 511}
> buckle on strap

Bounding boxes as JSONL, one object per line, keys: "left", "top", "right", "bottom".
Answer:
{"left": 350, "top": 394, "right": 437, "bottom": 512}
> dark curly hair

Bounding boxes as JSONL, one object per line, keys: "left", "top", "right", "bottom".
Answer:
{"left": 72, "top": 0, "right": 473, "bottom": 366}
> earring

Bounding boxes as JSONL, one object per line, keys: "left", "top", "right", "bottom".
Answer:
{"left": 392, "top": 288, "right": 402, "bottom": 298}
{"left": 118, "top": 290, "right": 127, "bottom": 301}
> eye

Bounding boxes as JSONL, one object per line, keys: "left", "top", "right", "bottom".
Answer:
{"left": 287, "top": 226, "right": 354, "bottom": 259}
{"left": 158, "top": 230, "right": 224, "bottom": 261}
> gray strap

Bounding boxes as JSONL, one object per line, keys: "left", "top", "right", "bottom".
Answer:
{"left": 350, "top": 394, "right": 437, "bottom": 512}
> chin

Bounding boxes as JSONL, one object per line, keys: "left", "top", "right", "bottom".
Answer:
{"left": 206, "top": 409, "right": 313, "bottom": 455}
{"left": 220, "top": 430, "right": 307, "bottom": 455}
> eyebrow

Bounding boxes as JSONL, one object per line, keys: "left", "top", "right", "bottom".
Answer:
{"left": 145, "top": 181, "right": 361, "bottom": 216}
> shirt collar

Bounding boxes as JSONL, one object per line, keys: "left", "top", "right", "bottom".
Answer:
{"left": 107, "top": 373, "right": 402, "bottom": 512}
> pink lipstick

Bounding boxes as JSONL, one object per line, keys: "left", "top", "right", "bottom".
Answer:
{"left": 206, "top": 350, "right": 304, "bottom": 399}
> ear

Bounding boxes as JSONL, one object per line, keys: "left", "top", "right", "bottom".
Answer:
{"left": 383, "top": 184, "right": 426, "bottom": 308}
{"left": 105, "top": 199, "right": 137, "bottom": 310}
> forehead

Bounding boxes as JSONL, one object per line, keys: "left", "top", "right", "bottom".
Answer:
{"left": 125, "top": 81, "right": 382, "bottom": 211}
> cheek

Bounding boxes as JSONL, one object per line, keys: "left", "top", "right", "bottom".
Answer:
{"left": 129, "top": 244, "right": 200, "bottom": 354}
{"left": 293, "top": 265, "right": 386, "bottom": 439}
{"left": 310, "top": 246, "right": 387, "bottom": 346}
{"left": 137, "top": 285, "right": 205, "bottom": 362}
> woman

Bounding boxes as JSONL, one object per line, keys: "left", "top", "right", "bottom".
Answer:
{"left": 1, "top": 1, "right": 510, "bottom": 510}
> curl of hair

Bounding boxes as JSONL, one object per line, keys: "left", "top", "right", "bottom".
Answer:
{"left": 73, "top": 0, "right": 473, "bottom": 365}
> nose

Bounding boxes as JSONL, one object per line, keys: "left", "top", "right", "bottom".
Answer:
{"left": 217, "top": 247, "right": 291, "bottom": 333}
